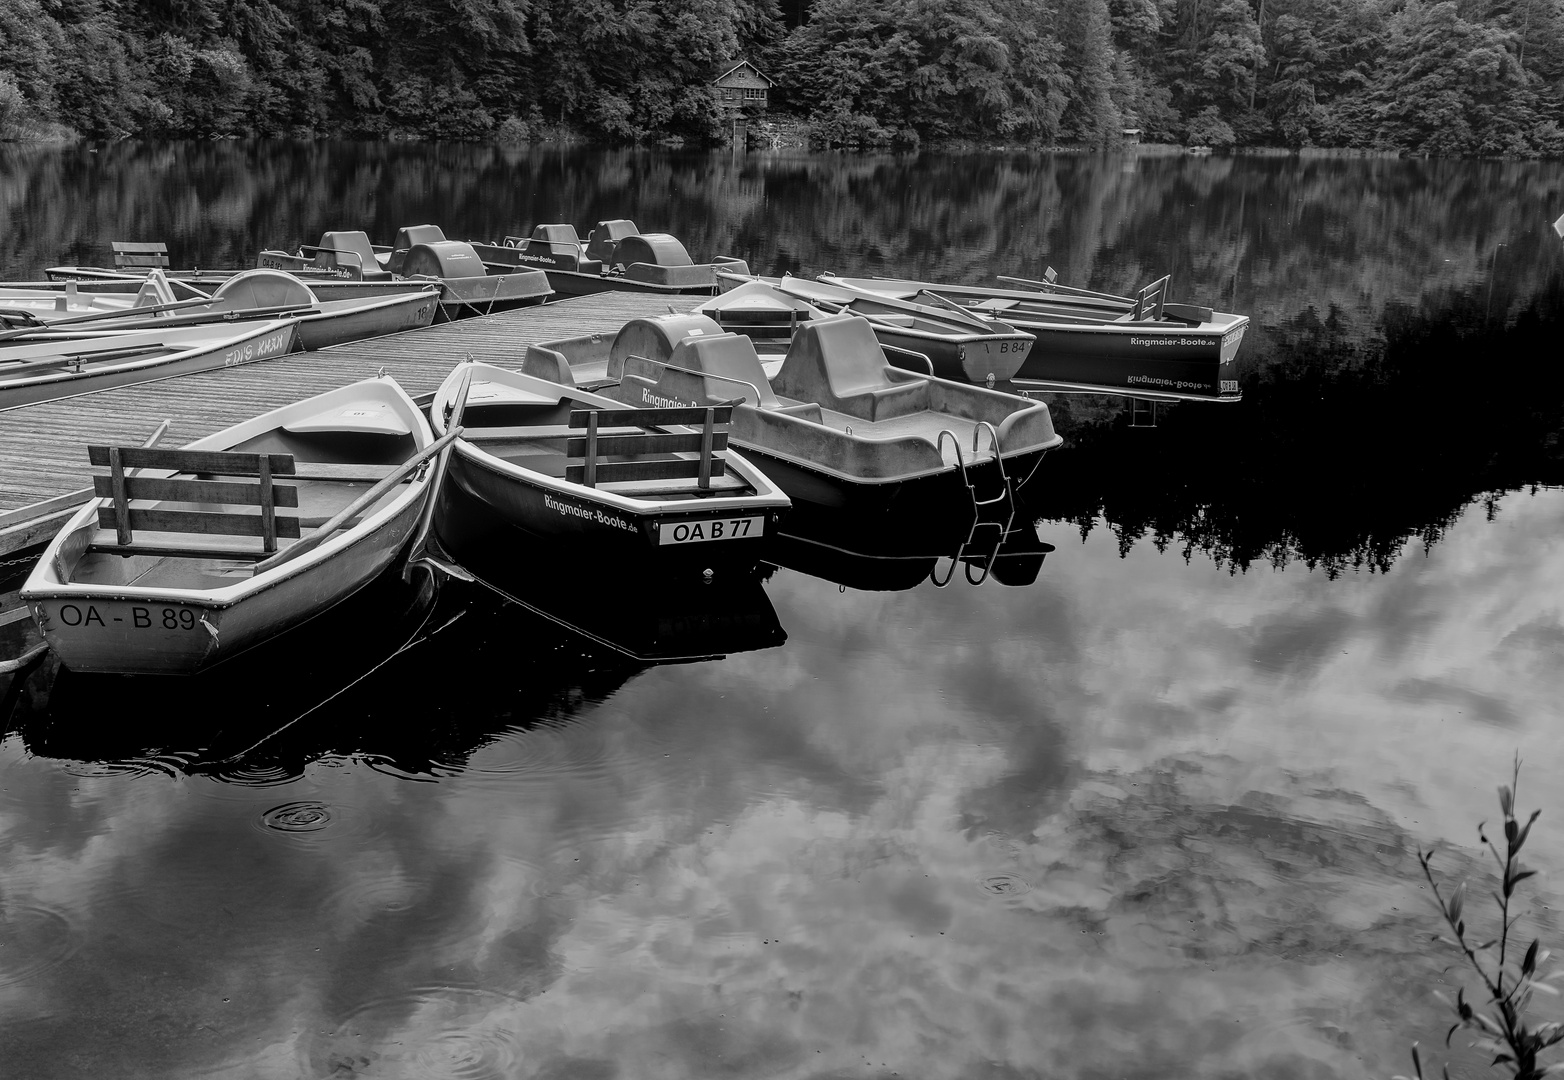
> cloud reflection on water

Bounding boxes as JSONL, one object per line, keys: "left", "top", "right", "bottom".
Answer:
{"left": 2, "top": 491, "right": 1564, "bottom": 1077}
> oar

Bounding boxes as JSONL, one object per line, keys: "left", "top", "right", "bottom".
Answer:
{"left": 996, "top": 274, "right": 1135, "bottom": 305}
{"left": 773, "top": 280, "right": 957, "bottom": 337}
{"left": 4, "top": 344, "right": 171, "bottom": 373}
{"left": 169, "top": 279, "right": 214, "bottom": 300}
{"left": 252, "top": 426, "right": 465, "bottom": 574}
{"left": 0, "top": 297, "right": 217, "bottom": 344}
{"left": 403, "top": 364, "right": 476, "bottom": 577}
{"left": 817, "top": 274, "right": 996, "bottom": 329}
{"left": 52, "top": 302, "right": 320, "bottom": 332}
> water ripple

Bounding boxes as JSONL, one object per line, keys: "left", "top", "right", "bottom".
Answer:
{"left": 0, "top": 903, "right": 81, "bottom": 988}
{"left": 58, "top": 757, "right": 186, "bottom": 780}
{"left": 978, "top": 872, "right": 1033, "bottom": 899}
{"left": 300, "top": 986, "right": 527, "bottom": 1080}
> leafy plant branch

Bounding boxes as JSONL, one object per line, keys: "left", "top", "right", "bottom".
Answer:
{"left": 1396, "top": 759, "right": 1564, "bottom": 1080}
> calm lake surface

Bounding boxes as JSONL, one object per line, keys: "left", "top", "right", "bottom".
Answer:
{"left": 2, "top": 142, "right": 1563, "bottom": 1079}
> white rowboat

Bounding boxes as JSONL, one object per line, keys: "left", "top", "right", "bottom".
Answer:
{"left": 21, "top": 376, "right": 442, "bottom": 674}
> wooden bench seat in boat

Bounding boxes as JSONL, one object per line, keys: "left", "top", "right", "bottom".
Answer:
{"left": 564, "top": 405, "right": 736, "bottom": 493}
{"left": 86, "top": 445, "right": 302, "bottom": 559}
{"left": 111, "top": 241, "right": 169, "bottom": 270}
{"left": 82, "top": 447, "right": 400, "bottom": 561}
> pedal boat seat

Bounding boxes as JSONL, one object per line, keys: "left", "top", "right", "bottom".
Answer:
{"left": 770, "top": 314, "right": 929, "bottom": 422}
{"left": 313, "top": 231, "right": 394, "bottom": 280}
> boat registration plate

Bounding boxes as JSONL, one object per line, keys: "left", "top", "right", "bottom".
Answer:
{"left": 658, "top": 517, "right": 763, "bottom": 545}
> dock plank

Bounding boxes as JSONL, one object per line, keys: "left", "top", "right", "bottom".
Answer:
{"left": 0, "top": 292, "right": 701, "bottom": 551}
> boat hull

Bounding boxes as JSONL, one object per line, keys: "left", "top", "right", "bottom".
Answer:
{"left": 26, "top": 511, "right": 416, "bottom": 675}
{"left": 1008, "top": 318, "right": 1248, "bottom": 400}
{"left": 745, "top": 440, "right": 1052, "bottom": 576}
{"left": 536, "top": 270, "right": 719, "bottom": 299}
{"left": 867, "top": 323, "right": 1032, "bottom": 383}
{"left": 436, "top": 455, "right": 780, "bottom": 581}
{"left": 432, "top": 271, "right": 552, "bottom": 321}
{"left": 292, "top": 289, "right": 440, "bottom": 348}
{"left": 0, "top": 320, "right": 298, "bottom": 412}
{"left": 468, "top": 241, "right": 726, "bottom": 298}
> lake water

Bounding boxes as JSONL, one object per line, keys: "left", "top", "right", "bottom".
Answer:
{"left": 2, "top": 142, "right": 1563, "bottom": 1079}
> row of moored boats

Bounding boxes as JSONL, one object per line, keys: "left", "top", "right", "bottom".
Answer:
{"left": 6, "top": 222, "right": 1251, "bottom": 677}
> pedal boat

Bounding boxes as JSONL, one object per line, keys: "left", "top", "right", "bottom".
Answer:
{"left": 255, "top": 225, "right": 553, "bottom": 321}
{"left": 0, "top": 269, "right": 438, "bottom": 351}
{"left": 469, "top": 220, "right": 751, "bottom": 298}
{"left": 0, "top": 317, "right": 298, "bottom": 412}
{"left": 20, "top": 376, "right": 444, "bottom": 674}
{"left": 519, "top": 312, "right": 1062, "bottom": 538}
{"left": 428, "top": 362, "right": 790, "bottom": 582}
{"left": 821, "top": 272, "right": 1250, "bottom": 402}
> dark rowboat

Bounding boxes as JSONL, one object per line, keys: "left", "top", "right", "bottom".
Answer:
{"left": 429, "top": 363, "right": 790, "bottom": 584}
{"left": 821, "top": 272, "right": 1250, "bottom": 402}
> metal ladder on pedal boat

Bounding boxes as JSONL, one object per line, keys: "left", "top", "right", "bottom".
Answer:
{"left": 931, "top": 421, "right": 1015, "bottom": 587}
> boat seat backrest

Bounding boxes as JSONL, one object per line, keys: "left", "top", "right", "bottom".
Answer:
{"left": 616, "top": 234, "right": 694, "bottom": 269}
{"left": 667, "top": 333, "right": 780, "bottom": 408}
{"left": 772, "top": 314, "right": 929, "bottom": 421}
{"left": 312, "top": 231, "right": 392, "bottom": 278}
{"left": 394, "top": 224, "right": 446, "bottom": 250}
{"left": 564, "top": 405, "right": 734, "bottom": 492}
{"left": 112, "top": 241, "right": 169, "bottom": 269}
{"left": 584, "top": 219, "right": 639, "bottom": 264}
{"left": 532, "top": 224, "right": 581, "bottom": 246}
{"left": 85, "top": 445, "right": 302, "bottom": 558}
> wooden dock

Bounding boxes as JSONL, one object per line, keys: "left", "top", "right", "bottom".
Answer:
{"left": 0, "top": 292, "right": 701, "bottom": 557}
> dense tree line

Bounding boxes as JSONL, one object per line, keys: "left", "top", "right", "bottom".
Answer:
{"left": 0, "top": 0, "right": 1559, "bottom": 154}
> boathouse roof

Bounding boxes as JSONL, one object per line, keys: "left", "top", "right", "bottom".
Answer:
{"left": 713, "top": 60, "right": 773, "bottom": 87}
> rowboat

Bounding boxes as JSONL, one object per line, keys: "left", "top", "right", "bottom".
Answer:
{"left": 428, "top": 362, "right": 790, "bottom": 583}
{"left": 256, "top": 225, "right": 552, "bottom": 321}
{"left": 0, "top": 318, "right": 299, "bottom": 412}
{"left": 20, "top": 376, "right": 450, "bottom": 674}
{"left": 0, "top": 269, "right": 439, "bottom": 350}
{"left": 519, "top": 311, "right": 1062, "bottom": 546}
{"left": 30, "top": 272, "right": 441, "bottom": 306}
{"left": 819, "top": 272, "right": 1250, "bottom": 402}
{"left": 746, "top": 275, "right": 1036, "bottom": 384}
{"left": 467, "top": 220, "right": 751, "bottom": 298}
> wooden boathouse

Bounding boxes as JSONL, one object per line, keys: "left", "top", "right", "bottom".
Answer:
{"left": 0, "top": 293, "right": 701, "bottom": 559}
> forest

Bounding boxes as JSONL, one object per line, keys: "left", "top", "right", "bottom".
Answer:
{"left": 0, "top": 0, "right": 1560, "bottom": 155}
